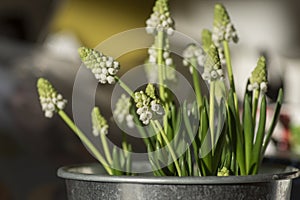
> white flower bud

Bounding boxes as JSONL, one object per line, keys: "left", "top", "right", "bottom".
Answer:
{"left": 202, "top": 72, "right": 211, "bottom": 80}
{"left": 165, "top": 58, "right": 173, "bottom": 66}
{"left": 252, "top": 82, "right": 259, "bottom": 90}
{"left": 47, "top": 103, "right": 55, "bottom": 111}
{"left": 149, "top": 55, "right": 156, "bottom": 63}
{"left": 163, "top": 51, "right": 170, "bottom": 59}
{"left": 260, "top": 82, "right": 268, "bottom": 93}
{"left": 45, "top": 110, "right": 54, "bottom": 118}
{"left": 107, "top": 76, "right": 115, "bottom": 84}
{"left": 143, "top": 119, "right": 150, "bottom": 125}
{"left": 108, "top": 68, "right": 117, "bottom": 75}
{"left": 102, "top": 68, "right": 108, "bottom": 75}
{"left": 140, "top": 112, "right": 148, "bottom": 121}
{"left": 113, "top": 61, "right": 119, "bottom": 69}
{"left": 211, "top": 70, "right": 218, "bottom": 79}
{"left": 151, "top": 102, "right": 159, "bottom": 112}
{"left": 183, "top": 59, "right": 189, "bottom": 66}
{"left": 57, "top": 101, "right": 66, "bottom": 110}
{"left": 106, "top": 61, "right": 112, "bottom": 68}
{"left": 137, "top": 107, "right": 143, "bottom": 115}
{"left": 167, "top": 28, "right": 174, "bottom": 35}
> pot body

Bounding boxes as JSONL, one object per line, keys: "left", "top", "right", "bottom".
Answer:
{"left": 58, "top": 163, "right": 299, "bottom": 200}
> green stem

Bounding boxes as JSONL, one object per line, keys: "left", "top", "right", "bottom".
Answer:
{"left": 191, "top": 57, "right": 203, "bottom": 108}
{"left": 209, "top": 81, "right": 216, "bottom": 155}
{"left": 132, "top": 111, "right": 154, "bottom": 150}
{"left": 115, "top": 77, "right": 134, "bottom": 97}
{"left": 223, "top": 41, "right": 239, "bottom": 116}
{"left": 252, "top": 89, "right": 260, "bottom": 122}
{"left": 157, "top": 31, "right": 166, "bottom": 101}
{"left": 101, "top": 133, "right": 113, "bottom": 165}
{"left": 58, "top": 110, "right": 113, "bottom": 175}
{"left": 152, "top": 120, "right": 182, "bottom": 176}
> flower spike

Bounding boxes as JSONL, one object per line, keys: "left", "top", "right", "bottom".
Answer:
{"left": 201, "top": 29, "right": 213, "bottom": 53}
{"left": 92, "top": 107, "right": 109, "bottom": 136}
{"left": 212, "top": 3, "right": 238, "bottom": 47}
{"left": 37, "top": 78, "right": 67, "bottom": 118}
{"left": 248, "top": 56, "right": 268, "bottom": 93}
{"left": 134, "top": 84, "right": 163, "bottom": 125}
{"left": 146, "top": 0, "right": 175, "bottom": 35}
{"left": 113, "top": 94, "right": 134, "bottom": 128}
{"left": 78, "top": 47, "right": 120, "bottom": 84}
{"left": 182, "top": 44, "right": 204, "bottom": 73}
{"left": 203, "top": 45, "right": 224, "bottom": 82}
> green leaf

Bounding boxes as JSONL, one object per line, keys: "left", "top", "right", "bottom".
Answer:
{"left": 243, "top": 94, "right": 254, "bottom": 174}
{"left": 226, "top": 91, "right": 245, "bottom": 175}
{"left": 251, "top": 95, "right": 266, "bottom": 174}
{"left": 262, "top": 88, "right": 283, "bottom": 154}
{"left": 125, "top": 145, "right": 132, "bottom": 175}
{"left": 186, "top": 145, "right": 193, "bottom": 176}
{"left": 179, "top": 155, "right": 188, "bottom": 176}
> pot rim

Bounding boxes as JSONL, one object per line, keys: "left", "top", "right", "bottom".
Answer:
{"left": 57, "top": 162, "right": 300, "bottom": 185}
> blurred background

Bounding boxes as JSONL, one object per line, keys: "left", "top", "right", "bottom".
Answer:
{"left": 0, "top": 0, "right": 300, "bottom": 199}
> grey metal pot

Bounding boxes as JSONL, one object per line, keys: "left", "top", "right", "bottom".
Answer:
{"left": 57, "top": 162, "right": 300, "bottom": 200}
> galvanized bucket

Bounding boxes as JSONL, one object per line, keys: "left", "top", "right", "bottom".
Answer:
{"left": 57, "top": 162, "right": 300, "bottom": 200}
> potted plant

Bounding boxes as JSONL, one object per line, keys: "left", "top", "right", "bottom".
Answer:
{"left": 37, "top": 0, "right": 299, "bottom": 199}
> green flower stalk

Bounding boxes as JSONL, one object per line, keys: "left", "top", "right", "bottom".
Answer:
{"left": 37, "top": 78, "right": 67, "bottom": 118}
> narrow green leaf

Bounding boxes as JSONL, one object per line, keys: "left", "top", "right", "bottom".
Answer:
{"left": 251, "top": 95, "right": 266, "bottom": 174}
{"left": 243, "top": 94, "right": 254, "bottom": 174}
{"left": 179, "top": 155, "right": 188, "bottom": 176}
{"left": 186, "top": 145, "right": 193, "bottom": 176}
{"left": 262, "top": 88, "right": 283, "bottom": 154}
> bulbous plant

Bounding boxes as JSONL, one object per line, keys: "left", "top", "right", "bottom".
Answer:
{"left": 37, "top": 0, "right": 282, "bottom": 176}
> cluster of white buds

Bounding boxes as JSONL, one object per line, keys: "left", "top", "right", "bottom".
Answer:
{"left": 248, "top": 56, "right": 268, "bottom": 93}
{"left": 148, "top": 45, "right": 173, "bottom": 67}
{"left": 212, "top": 23, "right": 238, "bottom": 48}
{"left": 146, "top": 43, "right": 175, "bottom": 82}
{"left": 182, "top": 44, "right": 205, "bottom": 74}
{"left": 134, "top": 84, "right": 163, "bottom": 125}
{"left": 37, "top": 78, "right": 67, "bottom": 118}
{"left": 78, "top": 47, "right": 120, "bottom": 84}
{"left": 91, "top": 107, "right": 109, "bottom": 136}
{"left": 202, "top": 45, "right": 224, "bottom": 82}
{"left": 113, "top": 94, "right": 135, "bottom": 128}
{"left": 145, "top": 0, "right": 175, "bottom": 35}
{"left": 212, "top": 4, "right": 238, "bottom": 64}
